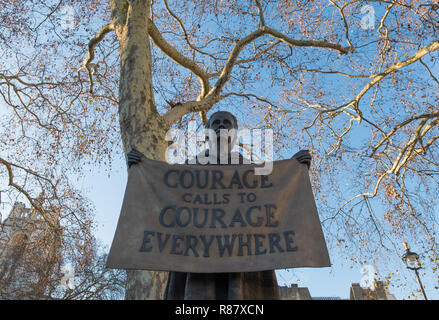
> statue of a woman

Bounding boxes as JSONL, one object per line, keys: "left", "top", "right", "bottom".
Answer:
{"left": 127, "top": 111, "right": 311, "bottom": 299}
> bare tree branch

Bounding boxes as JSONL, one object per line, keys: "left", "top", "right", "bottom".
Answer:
{"left": 79, "top": 22, "right": 116, "bottom": 95}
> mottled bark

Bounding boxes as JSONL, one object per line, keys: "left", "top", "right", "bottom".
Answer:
{"left": 111, "top": 0, "right": 168, "bottom": 300}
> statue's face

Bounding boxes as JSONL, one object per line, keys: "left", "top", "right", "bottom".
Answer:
{"left": 206, "top": 112, "right": 238, "bottom": 152}
{"left": 208, "top": 112, "right": 237, "bottom": 135}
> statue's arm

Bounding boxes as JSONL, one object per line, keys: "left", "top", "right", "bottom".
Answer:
{"left": 127, "top": 148, "right": 145, "bottom": 168}
{"left": 292, "top": 149, "right": 312, "bottom": 169}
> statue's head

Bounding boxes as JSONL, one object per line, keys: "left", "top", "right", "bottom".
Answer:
{"left": 205, "top": 111, "right": 238, "bottom": 153}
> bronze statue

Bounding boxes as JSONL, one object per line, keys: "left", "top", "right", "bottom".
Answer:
{"left": 127, "top": 111, "right": 311, "bottom": 299}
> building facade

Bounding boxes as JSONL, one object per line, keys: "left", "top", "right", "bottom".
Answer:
{"left": 0, "top": 201, "right": 61, "bottom": 299}
{"left": 279, "top": 280, "right": 396, "bottom": 300}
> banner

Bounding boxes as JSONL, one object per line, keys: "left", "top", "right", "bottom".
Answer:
{"left": 106, "top": 157, "right": 330, "bottom": 272}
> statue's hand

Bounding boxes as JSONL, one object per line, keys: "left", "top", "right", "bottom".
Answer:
{"left": 127, "top": 148, "right": 145, "bottom": 168}
{"left": 292, "top": 149, "right": 312, "bottom": 169}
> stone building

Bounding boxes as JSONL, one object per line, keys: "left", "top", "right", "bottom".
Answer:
{"left": 0, "top": 201, "right": 62, "bottom": 299}
{"left": 279, "top": 284, "right": 313, "bottom": 300}
{"left": 349, "top": 281, "right": 396, "bottom": 300}
{"left": 279, "top": 280, "right": 396, "bottom": 300}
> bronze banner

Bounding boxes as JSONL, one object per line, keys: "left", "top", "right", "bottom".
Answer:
{"left": 106, "top": 157, "right": 330, "bottom": 272}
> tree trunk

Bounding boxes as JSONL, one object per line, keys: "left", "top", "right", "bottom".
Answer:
{"left": 111, "top": 0, "right": 169, "bottom": 300}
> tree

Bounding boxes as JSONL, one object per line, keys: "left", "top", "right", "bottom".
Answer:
{"left": 0, "top": 0, "right": 125, "bottom": 299}
{"left": 0, "top": 200, "right": 125, "bottom": 299}
{"left": 1, "top": 0, "right": 438, "bottom": 299}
